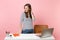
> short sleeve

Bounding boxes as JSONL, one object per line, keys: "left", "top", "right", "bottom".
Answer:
{"left": 20, "top": 13, "right": 24, "bottom": 23}
{"left": 32, "top": 13, "right": 35, "bottom": 21}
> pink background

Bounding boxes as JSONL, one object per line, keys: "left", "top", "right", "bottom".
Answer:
{"left": 0, "top": 0, "right": 60, "bottom": 40}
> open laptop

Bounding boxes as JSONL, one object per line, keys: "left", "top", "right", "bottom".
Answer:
{"left": 40, "top": 28, "right": 54, "bottom": 38}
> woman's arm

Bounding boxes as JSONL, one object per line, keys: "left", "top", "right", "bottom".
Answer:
{"left": 20, "top": 13, "right": 24, "bottom": 32}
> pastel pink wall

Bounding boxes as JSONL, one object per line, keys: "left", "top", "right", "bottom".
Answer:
{"left": 0, "top": 0, "right": 60, "bottom": 40}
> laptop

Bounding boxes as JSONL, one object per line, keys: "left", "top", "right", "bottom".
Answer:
{"left": 40, "top": 28, "right": 54, "bottom": 38}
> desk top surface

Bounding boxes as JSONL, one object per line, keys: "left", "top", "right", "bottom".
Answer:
{"left": 5, "top": 34, "right": 55, "bottom": 40}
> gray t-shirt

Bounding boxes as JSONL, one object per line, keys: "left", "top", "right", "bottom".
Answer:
{"left": 20, "top": 12, "right": 35, "bottom": 30}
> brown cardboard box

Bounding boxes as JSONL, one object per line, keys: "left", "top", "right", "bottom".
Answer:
{"left": 34, "top": 25, "right": 48, "bottom": 33}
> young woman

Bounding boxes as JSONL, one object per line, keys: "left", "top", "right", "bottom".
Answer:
{"left": 20, "top": 3, "right": 35, "bottom": 33}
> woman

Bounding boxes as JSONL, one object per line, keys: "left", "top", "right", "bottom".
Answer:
{"left": 20, "top": 3, "right": 35, "bottom": 34}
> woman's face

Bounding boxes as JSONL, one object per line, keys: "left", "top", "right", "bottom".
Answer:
{"left": 24, "top": 6, "right": 30, "bottom": 12}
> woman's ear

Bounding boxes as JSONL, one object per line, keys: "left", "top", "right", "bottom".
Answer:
{"left": 29, "top": 9, "right": 30, "bottom": 11}
{"left": 29, "top": 8, "right": 31, "bottom": 10}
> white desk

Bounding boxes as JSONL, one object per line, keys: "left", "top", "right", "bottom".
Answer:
{"left": 4, "top": 34, "right": 55, "bottom": 40}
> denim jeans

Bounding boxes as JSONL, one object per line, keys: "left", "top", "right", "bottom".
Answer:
{"left": 22, "top": 29, "right": 34, "bottom": 34}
